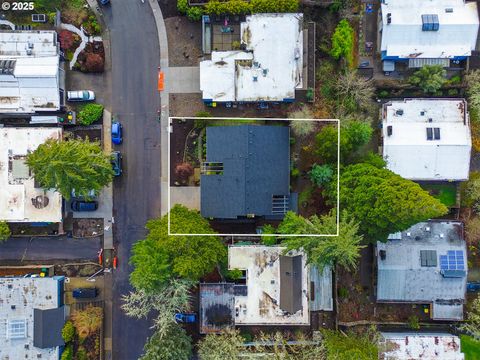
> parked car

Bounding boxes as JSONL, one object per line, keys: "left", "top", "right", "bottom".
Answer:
{"left": 73, "top": 287, "right": 98, "bottom": 299}
{"left": 175, "top": 313, "right": 196, "bottom": 323}
{"left": 467, "top": 282, "right": 480, "bottom": 292}
{"left": 67, "top": 90, "right": 95, "bottom": 102}
{"left": 111, "top": 121, "right": 123, "bottom": 144}
{"left": 71, "top": 200, "right": 98, "bottom": 212}
{"left": 111, "top": 151, "right": 122, "bottom": 176}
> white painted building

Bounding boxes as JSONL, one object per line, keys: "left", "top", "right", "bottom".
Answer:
{"left": 382, "top": 99, "right": 471, "bottom": 181}
{"left": 200, "top": 13, "right": 303, "bottom": 103}
{"left": 0, "top": 127, "right": 63, "bottom": 222}
{"left": 379, "top": 332, "right": 464, "bottom": 360}
{"left": 228, "top": 246, "right": 310, "bottom": 325}
{"left": 0, "top": 277, "right": 66, "bottom": 360}
{"left": 0, "top": 30, "right": 64, "bottom": 114}
{"left": 379, "top": 0, "right": 479, "bottom": 69}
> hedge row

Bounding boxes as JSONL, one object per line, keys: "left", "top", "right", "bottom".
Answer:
{"left": 178, "top": 0, "right": 299, "bottom": 21}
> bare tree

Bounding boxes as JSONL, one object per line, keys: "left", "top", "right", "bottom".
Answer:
{"left": 333, "top": 71, "right": 375, "bottom": 114}
{"left": 121, "top": 279, "right": 192, "bottom": 337}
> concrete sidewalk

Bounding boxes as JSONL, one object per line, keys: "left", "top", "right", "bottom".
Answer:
{"left": 150, "top": 0, "right": 170, "bottom": 217}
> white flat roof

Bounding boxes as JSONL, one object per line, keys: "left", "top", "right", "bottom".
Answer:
{"left": 380, "top": 0, "right": 479, "bottom": 59}
{"left": 380, "top": 332, "right": 464, "bottom": 360}
{"left": 0, "top": 128, "right": 63, "bottom": 222}
{"left": 0, "top": 30, "right": 58, "bottom": 58}
{"left": 228, "top": 246, "right": 309, "bottom": 325}
{"left": 382, "top": 99, "right": 471, "bottom": 181}
{"left": 200, "top": 13, "right": 303, "bottom": 102}
{"left": 0, "top": 277, "right": 62, "bottom": 360}
{"left": 0, "top": 31, "right": 60, "bottom": 113}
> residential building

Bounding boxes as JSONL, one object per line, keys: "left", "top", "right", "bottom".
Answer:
{"left": 379, "top": 332, "right": 464, "bottom": 360}
{"left": 0, "top": 127, "right": 63, "bottom": 222}
{"left": 199, "top": 246, "right": 332, "bottom": 333}
{"left": 200, "top": 13, "right": 304, "bottom": 104}
{"left": 376, "top": 221, "right": 467, "bottom": 321}
{"left": 0, "top": 30, "right": 64, "bottom": 115}
{"left": 0, "top": 276, "right": 66, "bottom": 360}
{"left": 382, "top": 98, "right": 471, "bottom": 181}
{"left": 201, "top": 125, "right": 296, "bottom": 220}
{"left": 379, "top": 0, "right": 479, "bottom": 71}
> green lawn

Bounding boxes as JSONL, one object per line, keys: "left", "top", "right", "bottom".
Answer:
{"left": 461, "top": 335, "right": 480, "bottom": 360}
{"left": 420, "top": 183, "right": 457, "bottom": 207}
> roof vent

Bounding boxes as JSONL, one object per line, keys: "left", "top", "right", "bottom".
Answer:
{"left": 428, "top": 118, "right": 433, "bottom": 122}
{"left": 387, "top": 13, "right": 392, "bottom": 24}
{"left": 26, "top": 49, "right": 32, "bottom": 56}
{"left": 420, "top": 111, "right": 425, "bottom": 116}
{"left": 28, "top": 41, "right": 34, "bottom": 49}
{"left": 387, "top": 125, "right": 393, "bottom": 136}
{"left": 440, "top": 233, "right": 444, "bottom": 238}
{"left": 11, "top": 305, "right": 16, "bottom": 310}
{"left": 395, "top": 109, "right": 403, "bottom": 116}
{"left": 445, "top": 8, "right": 453, "bottom": 13}
{"left": 253, "top": 75, "right": 258, "bottom": 82}
{"left": 31, "top": 195, "right": 49, "bottom": 209}
{"left": 406, "top": 232, "right": 411, "bottom": 237}
{"left": 425, "top": 226, "right": 431, "bottom": 232}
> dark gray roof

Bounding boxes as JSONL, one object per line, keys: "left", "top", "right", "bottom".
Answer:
{"left": 201, "top": 125, "right": 290, "bottom": 219}
{"left": 280, "top": 255, "right": 303, "bottom": 314}
{"left": 199, "top": 283, "right": 235, "bottom": 334}
{"left": 33, "top": 307, "right": 65, "bottom": 348}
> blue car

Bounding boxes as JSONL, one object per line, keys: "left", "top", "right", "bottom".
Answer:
{"left": 175, "top": 313, "right": 196, "bottom": 323}
{"left": 112, "top": 121, "right": 123, "bottom": 145}
{"left": 467, "top": 282, "right": 480, "bottom": 292}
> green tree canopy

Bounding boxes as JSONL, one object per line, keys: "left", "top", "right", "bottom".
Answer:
{"left": 276, "top": 211, "right": 364, "bottom": 271}
{"left": 140, "top": 324, "right": 192, "bottom": 360}
{"left": 0, "top": 221, "right": 11, "bottom": 242}
{"left": 25, "top": 138, "right": 113, "bottom": 200}
{"left": 330, "top": 19, "right": 354, "bottom": 66}
{"left": 327, "top": 163, "right": 448, "bottom": 241}
{"left": 408, "top": 65, "right": 446, "bottom": 94}
{"left": 315, "top": 120, "right": 373, "bottom": 164}
{"left": 129, "top": 205, "right": 226, "bottom": 292}
{"left": 322, "top": 328, "right": 379, "bottom": 360}
{"left": 309, "top": 164, "right": 334, "bottom": 187}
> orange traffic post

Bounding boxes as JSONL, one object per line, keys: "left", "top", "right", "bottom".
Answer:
{"left": 158, "top": 70, "right": 165, "bottom": 91}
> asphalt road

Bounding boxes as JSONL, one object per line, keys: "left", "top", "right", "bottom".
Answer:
{"left": 0, "top": 235, "right": 102, "bottom": 261}
{"left": 102, "top": 1, "right": 162, "bottom": 359}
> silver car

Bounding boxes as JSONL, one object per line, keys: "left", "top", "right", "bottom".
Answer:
{"left": 67, "top": 90, "right": 95, "bottom": 101}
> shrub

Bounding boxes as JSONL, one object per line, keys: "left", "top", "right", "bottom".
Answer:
{"left": 291, "top": 167, "right": 300, "bottom": 178}
{"left": 447, "top": 88, "right": 459, "bottom": 96}
{"left": 448, "top": 75, "right": 462, "bottom": 85}
{"left": 309, "top": 164, "right": 334, "bottom": 187}
{"left": 177, "top": 0, "right": 188, "bottom": 13}
{"left": 0, "top": 221, "right": 11, "bottom": 242}
{"left": 76, "top": 347, "right": 88, "bottom": 360}
{"left": 48, "top": 12, "right": 56, "bottom": 24}
{"left": 77, "top": 104, "right": 104, "bottom": 126}
{"left": 59, "top": 30, "right": 75, "bottom": 51}
{"left": 461, "top": 172, "right": 480, "bottom": 207}
{"left": 408, "top": 315, "right": 420, "bottom": 330}
{"left": 61, "top": 321, "right": 75, "bottom": 343}
{"left": 61, "top": 345, "right": 73, "bottom": 360}
{"left": 232, "top": 40, "right": 241, "bottom": 50}
{"left": 71, "top": 305, "right": 103, "bottom": 339}
{"left": 378, "top": 90, "right": 389, "bottom": 98}
{"left": 175, "top": 163, "right": 194, "bottom": 182}
{"left": 338, "top": 287, "right": 349, "bottom": 298}
{"left": 330, "top": 19, "right": 354, "bottom": 66}
{"left": 408, "top": 65, "right": 446, "bottom": 94}
{"left": 187, "top": 6, "right": 203, "bottom": 21}
{"left": 226, "top": 268, "right": 243, "bottom": 280}
{"left": 85, "top": 53, "right": 104, "bottom": 72}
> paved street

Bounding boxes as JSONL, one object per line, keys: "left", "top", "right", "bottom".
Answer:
{"left": 0, "top": 235, "right": 101, "bottom": 261}
{"left": 102, "top": 1, "right": 162, "bottom": 359}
